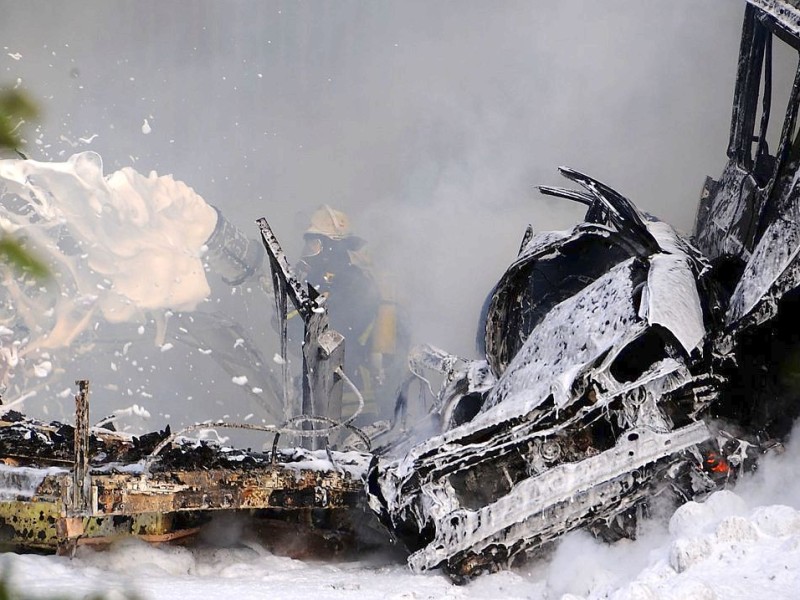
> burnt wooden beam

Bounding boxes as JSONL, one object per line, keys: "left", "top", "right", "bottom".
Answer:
{"left": 72, "top": 380, "right": 90, "bottom": 515}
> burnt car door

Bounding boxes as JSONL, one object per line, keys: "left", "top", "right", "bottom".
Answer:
{"left": 697, "top": 1, "right": 800, "bottom": 442}
{"left": 695, "top": 1, "right": 800, "bottom": 320}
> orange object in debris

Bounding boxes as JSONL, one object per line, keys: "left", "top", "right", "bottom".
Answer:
{"left": 705, "top": 451, "right": 730, "bottom": 474}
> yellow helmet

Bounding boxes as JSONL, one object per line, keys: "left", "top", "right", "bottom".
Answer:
{"left": 305, "top": 205, "right": 352, "bottom": 240}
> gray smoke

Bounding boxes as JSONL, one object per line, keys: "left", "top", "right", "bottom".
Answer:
{"left": 0, "top": 1, "right": 770, "bottom": 428}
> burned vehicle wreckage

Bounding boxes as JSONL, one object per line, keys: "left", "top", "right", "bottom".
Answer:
{"left": 3, "top": 0, "right": 800, "bottom": 583}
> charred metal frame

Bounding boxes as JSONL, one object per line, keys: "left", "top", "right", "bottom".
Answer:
{"left": 368, "top": 0, "right": 800, "bottom": 583}
{"left": 695, "top": 0, "right": 800, "bottom": 263}
{"left": 257, "top": 218, "right": 346, "bottom": 442}
{"left": 0, "top": 381, "right": 367, "bottom": 552}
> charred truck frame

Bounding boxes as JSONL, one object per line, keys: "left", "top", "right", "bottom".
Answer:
{"left": 2, "top": 0, "right": 800, "bottom": 583}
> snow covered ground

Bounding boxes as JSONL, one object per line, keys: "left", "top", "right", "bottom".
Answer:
{"left": 2, "top": 426, "right": 800, "bottom": 600}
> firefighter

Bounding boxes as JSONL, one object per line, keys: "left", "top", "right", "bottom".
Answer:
{"left": 295, "top": 205, "right": 404, "bottom": 421}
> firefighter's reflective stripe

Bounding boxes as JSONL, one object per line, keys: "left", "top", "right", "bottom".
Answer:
{"left": 372, "top": 272, "right": 398, "bottom": 354}
{"left": 372, "top": 301, "right": 397, "bottom": 354}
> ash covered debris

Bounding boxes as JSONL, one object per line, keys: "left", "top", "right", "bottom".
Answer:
{"left": 367, "top": 167, "right": 721, "bottom": 582}
{"left": 3, "top": 0, "right": 800, "bottom": 585}
{"left": 0, "top": 384, "right": 371, "bottom": 553}
{"left": 365, "top": 0, "right": 800, "bottom": 583}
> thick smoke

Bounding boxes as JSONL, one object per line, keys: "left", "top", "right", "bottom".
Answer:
{"left": 0, "top": 2, "right": 764, "bottom": 428}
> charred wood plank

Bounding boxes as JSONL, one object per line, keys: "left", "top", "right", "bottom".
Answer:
{"left": 71, "top": 380, "right": 90, "bottom": 515}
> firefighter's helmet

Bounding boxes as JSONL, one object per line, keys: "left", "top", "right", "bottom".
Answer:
{"left": 302, "top": 205, "right": 365, "bottom": 257}
{"left": 305, "top": 205, "right": 352, "bottom": 240}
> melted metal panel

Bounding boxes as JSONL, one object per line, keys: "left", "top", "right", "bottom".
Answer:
{"left": 484, "top": 258, "right": 644, "bottom": 415}
{"left": 406, "top": 423, "right": 709, "bottom": 573}
{"left": 646, "top": 254, "right": 705, "bottom": 353}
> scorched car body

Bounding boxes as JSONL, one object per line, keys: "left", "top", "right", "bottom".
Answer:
{"left": 367, "top": 0, "right": 800, "bottom": 581}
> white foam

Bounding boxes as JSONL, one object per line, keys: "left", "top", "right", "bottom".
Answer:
{"left": 0, "top": 152, "right": 218, "bottom": 398}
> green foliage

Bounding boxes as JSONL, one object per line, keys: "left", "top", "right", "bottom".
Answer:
{"left": 0, "top": 87, "right": 48, "bottom": 279}
{"left": 0, "top": 89, "right": 38, "bottom": 152}
{"left": 0, "top": 236, "right": 49, "bottom": 279}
